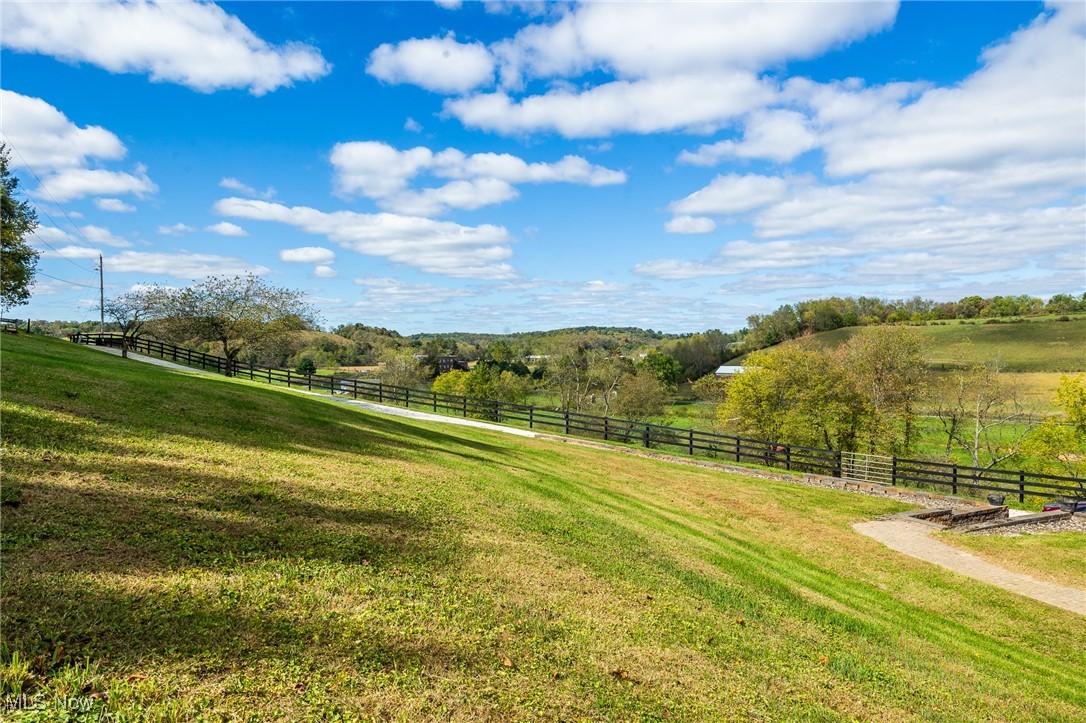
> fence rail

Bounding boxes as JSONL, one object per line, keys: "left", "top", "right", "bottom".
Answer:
{"left": 70, "top": 332, "right": 1085, "bottom": 503}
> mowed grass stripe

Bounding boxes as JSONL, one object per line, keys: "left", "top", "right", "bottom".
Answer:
{"left": 498, "top": 457, "right": 1084, "bottom": 701}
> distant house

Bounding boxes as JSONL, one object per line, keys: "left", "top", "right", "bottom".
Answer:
{"left": 714, "top": 365, "right": 746, "bottom": 378}
{"left": 413, "top": 354, "right": 468, "bottom": 374}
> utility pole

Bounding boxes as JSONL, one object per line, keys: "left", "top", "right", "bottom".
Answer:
{"left": 98, "top": 254, "right": 104, "bottom": 333}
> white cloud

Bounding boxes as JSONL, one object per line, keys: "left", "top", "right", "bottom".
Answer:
{"left": 440, "top": 2, "right": 896, "bottom": 136}
{"left": 492, "top": 2, "right": 898, "bottom": 85}
{"left": 205, "top": 221, "right": 248, "bottom": 237}
{"left": 435, "top": 0, "right": 463, "bottom": 9}
{"left": 313, "top": 265, "right": 338, "bottom": 279}
{"left": 367, "top": 34, "right": 494, "bottom": 94}
{"left": 809, "top": 6, "right": 1085, "bottom": 178}
{"left": 107, "top": 250, "right": 269, "bottom": 278}
{"left": 30, "top": 226, "right": 75, "bottom": 244}
{"left": 216, "top": 197, "right": 517, "bottom": 280}
{"left": 664, "top": 216, "right": 716, "bottom": 235}
{"left": 634, "top": 240, "right": 855, "bottom": 280}
{"left": 158, "top": 223, "right": 194, "bottom": 236}
{"left": 38, "top": 244, "right": 102, "bottom": 260}
{"left": 217, "top": 176, "right": 274, "bottom": 199}
{"left": 678, "top": 110, "right": 818, "bottom": 165}
{"left": 80, "top": 225, "right": 132, "bottom": 248}
{"left": 669, "top": 174, "right": 789, "bottom": 216}
{"left": 354, "top": 277, "right": 471, "bottom": 307}
{"left": 381, "top": 178, "right": 519, "bottom": 217}
{"left": 446, "top": 73, "right": 773, "bottom": 138}
{"left": 0, "top": 89, "right": 125, "bottom": 171}
{"left": 581, "top": 280, "right": 626, "bottom": 293}
{"left": 330, "top": 141, "right": 625, "bottom": 215}
{"left": 2, "top": 0, "right": 330, "bottom": 94}
{"left": 37, "top": 167, "right": 157, "bottom": 202}
{"left": 403, "top": 117, "right": 423, "bottom": 133}
{"left": 280, "top": 247, "right": 336, "bottom": 264}
{"left": 94, "top": 198, "right": 136, "bottom": 212}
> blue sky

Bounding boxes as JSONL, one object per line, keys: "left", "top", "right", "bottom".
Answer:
{"left": 3, "top": 1, "right": 1083, "bottom": 334}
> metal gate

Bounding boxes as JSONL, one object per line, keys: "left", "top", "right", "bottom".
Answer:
{"left": 839, "top": 451, "right": 894, "bottom": 485}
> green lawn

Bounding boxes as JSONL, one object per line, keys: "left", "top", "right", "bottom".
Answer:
{"left": 2, "top": 334, "right": 1084, "bottom": 721}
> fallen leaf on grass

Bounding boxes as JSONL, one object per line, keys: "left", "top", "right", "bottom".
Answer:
{"left": 819, "top": 655, "right": 829, "bottom": 665}
{"left": 610, "top": 669, "right": 629, "bottom": 680}
{"left": 501, "top": 655, "right": 514, "bottom": 668}
{"left": 126, "top": 674, "right": 149, "bottom": 682}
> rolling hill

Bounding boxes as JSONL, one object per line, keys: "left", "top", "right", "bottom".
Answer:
{"left": 1, "top": 334, "right": 1083, "bottom": 720}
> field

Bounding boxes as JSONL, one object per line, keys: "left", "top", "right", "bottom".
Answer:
{"left": 2, "top": 334, "right": 1085, "bottom": 721}
{"left": 796, "top": 318, "right": 1086, "bottom": 373}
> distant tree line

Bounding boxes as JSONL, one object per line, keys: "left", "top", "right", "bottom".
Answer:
{"left": 740, "top": 292, "right": 1086, "bottom": 353}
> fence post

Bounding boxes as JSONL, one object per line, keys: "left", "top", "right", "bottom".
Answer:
{"left": 405, "top": 388, "right": 410, "bottom": 408}
{"left": 952, "top": 466, "right": 958, "bottom": 495}
{"left": 463, "top": 397, "right": 467, "bottom": 417}
{"left": 603, "top": 417, "right": 609, "bottom": 441}
{"left": 529, "top": 406, "right": 534, "bottom": 429}
{"left": 785, "top": 445, "right": 792, "bottom": 471}
{"left": 565, "top": 411, "right": 570, "bottom": 435}
{"left": 432, "top": 391, "right": 437, "bottom": 412}
{"left": 643, "top": 425, "right": 650, "bottom": 448}
{"left": 352, "top": 381, "right": 358, "bottom": 399}
{"left": 891, "top": 457, "right": 898, "bottom": 486}
{"left": 307, "top": 374, "right": 312, "bottom": 391}
{"left": 688, "top": 429, "right": 694, "bottom": 456}
{"left": 1019, "top": 472, "right": 1025, "bottom": 503}
{"left": 735, "top": 437, "right": 741, "bottom": 463}
{"left": 378, "top": 384, "right": 383, "bottom": 403}
{"left": 286, "top": 369, "right": 293, "bottom": 388}
{"left": 835, "top": 450, "right": 842, "bottom": 478}
{"left": 26, "top": 319, "right": 30, "bottom": 333}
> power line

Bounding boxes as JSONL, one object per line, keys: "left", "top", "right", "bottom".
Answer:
{"left": 1, "top": 133, "right": 100, "bottom": 252}
{"left": 35, "top": 271, "right": 99, "bottom": 289}
{"left": 28, "top": 229, "right": 96, "bottom": 273}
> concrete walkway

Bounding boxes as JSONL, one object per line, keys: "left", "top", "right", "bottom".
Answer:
{"left": 854, "top": 519, "right": 1085, "bottom": 615}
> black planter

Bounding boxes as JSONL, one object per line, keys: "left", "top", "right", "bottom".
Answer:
{"left": 987, "top": 494, "right": 1005, "bottom": 506}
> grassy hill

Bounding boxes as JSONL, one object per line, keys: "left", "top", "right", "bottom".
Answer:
{"left": 2, "top": 334, "right": 1084, "bottom": 720}
{"left": 790, "top": 318, "right": 1086, "bottom": 373}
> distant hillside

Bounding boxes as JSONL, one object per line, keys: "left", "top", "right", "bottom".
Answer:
{"left": 770, "top": 318, "right": 1086, "bottom": 373}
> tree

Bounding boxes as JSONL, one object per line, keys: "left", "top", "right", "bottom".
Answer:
{"left": 295, "top": 357, "right": 317, "bottom": 375}
{"left": 690, "top": 372, "right": 729, "bottom": 403}
{"left": 154, "top": 274, "right": 315, "bottom": 376}
{"left": 637, "top": 351, "right": 683, "bottom": 390}
{"left": 378, "top": 348, "right": 429, "bottom": 388}
{"left": 103, "top": 287, "right": 164, "bottom": 358}
{"left": 1023, "top": 375, "right": 1086, "bottom": 481}
{"left": 718, "top": 343, "right": 867, "bottom": 451}
{"left": 934, "top": 360, "right": 1037, "bottom": 469}
{"left": 841, "top": 326, "right": 927, "bottom": 454}
{"left": 613, "top": 370, "right": 670, "bottom": 421}
{"left": 1, "top": 144, "right": 39, "bottom": 310}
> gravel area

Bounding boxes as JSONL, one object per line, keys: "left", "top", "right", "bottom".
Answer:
{"left": 967, "top": 514, "right": 1086, "bottom": 536}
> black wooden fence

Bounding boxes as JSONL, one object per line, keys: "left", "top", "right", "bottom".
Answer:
{"left": 70, "top": 332, "right": 1084, "bottom": 503}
